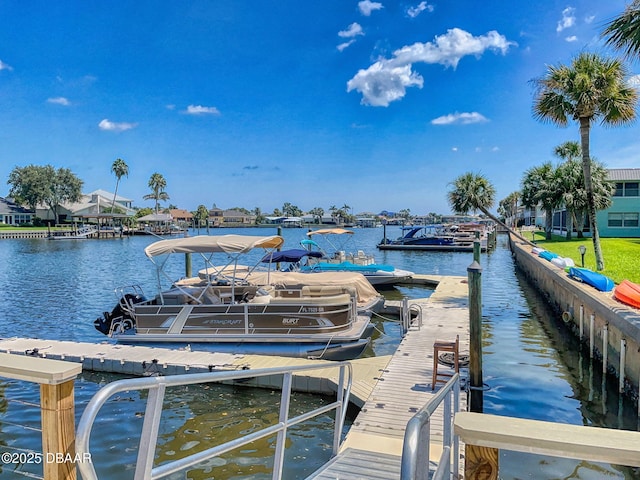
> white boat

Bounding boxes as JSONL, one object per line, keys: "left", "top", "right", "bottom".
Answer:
{"left": 301, "top": 228, "right": 414, "bottom": 286}
{"left": 94, "top": 234, "right": 373, "bottom": 360}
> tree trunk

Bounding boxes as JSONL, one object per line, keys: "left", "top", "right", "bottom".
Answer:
{"left": 565, "top": 208, "right": 574, "bottom": 240}
{"left": 545, "top": 209, "right": 553, "bottom": 240}
{"left": 479, "top": 207, "right": 532, "bottom": 245}
{"left": 575, "top": 210, "right": 585, "bottom": 238}
{"left": 579, "top": 117, "right": 604, "bottom": 270}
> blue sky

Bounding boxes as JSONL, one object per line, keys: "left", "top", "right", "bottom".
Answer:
{"left": 1, "top": 0, "right": 638, "bottom": 216}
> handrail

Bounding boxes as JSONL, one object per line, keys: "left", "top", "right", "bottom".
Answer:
{"left": 76, "top": 362, "right": 353, "bottom": 480}
{"left": 401, "top": 374, "right": 460, "bottom": 480}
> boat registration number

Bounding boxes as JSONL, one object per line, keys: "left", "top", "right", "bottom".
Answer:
{"left": 283, "top": 317, "right": 299, "bottom": 325}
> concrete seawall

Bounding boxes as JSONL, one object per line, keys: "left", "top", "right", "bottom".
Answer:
{"left": 509, "top": 234, "right": 640, "bottom": 403}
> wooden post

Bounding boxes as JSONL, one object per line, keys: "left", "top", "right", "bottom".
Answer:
{"left": 467, "top": 260, "right": 483, "bottom": 413}
{"left": 0, "top": 353, "right": 82, "bottom": 480}
{"left": 473, "top": 239, "right": 481, "bottom": 264}
{"left": 464, "top": 444, "right": 498, "bottom": 480}
{"left": 41, "top": 380, "right": 77, "bottom": 480}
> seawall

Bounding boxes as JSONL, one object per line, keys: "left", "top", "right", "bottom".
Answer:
{"left": 509, "top": 234, "right": 640, "bottom": 403}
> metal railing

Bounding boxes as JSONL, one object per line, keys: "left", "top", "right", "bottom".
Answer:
{"left": 401, "top": 374, "right": 460, "bottom": 480}
{"left": 400, "top": 297, "right": 422, "bottom": 335}
{"left": 76, "top": 362, "right": 353, "bottom": 480}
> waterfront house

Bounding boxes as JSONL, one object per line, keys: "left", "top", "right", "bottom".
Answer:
{"left": 548, "top": 168, "right": 640, "bottom": 238}
{"left": 169, "top": 209, "right": 193, "bottom": 227}
{"left": 0, "top": 197, "right": 34, "bottom": 225}
{"left": 36, "top": 189, "right": 136, "bottom": 224}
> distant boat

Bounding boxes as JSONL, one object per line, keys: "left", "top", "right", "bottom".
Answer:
{"left": 613, "top": 280, "right": 640, "bottom": 309}
{"left": 302, "top": 228, "right": 414, "bottom": 286}
{"left": 568, "top": 267, "right": 615, "bottom": 292}
{"left": 379, "top": 225, "right": 456, "bottom": 247}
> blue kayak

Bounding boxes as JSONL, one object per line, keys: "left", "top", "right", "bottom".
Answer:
{"left": 568, "top": 267, "right": 615, "bottom": 292}
{"left": 538, "top": 250, "right": 559, "bottom": 261}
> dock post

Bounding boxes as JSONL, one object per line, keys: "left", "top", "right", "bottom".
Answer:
{"left": 0, "top": 353, "right": 82, "bottom": 480}
{"left": 467, "top": 260, "right": 483, "bottom": 413}
{"left": 41, "top": 380, "right": 77, "bottom": 480}
{"left": 184, "top": 229, "right": 192, "bottom": 278}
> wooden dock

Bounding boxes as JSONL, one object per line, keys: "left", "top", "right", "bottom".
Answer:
{"left": 308, "top": 274, "right": 470, "bottom": 478}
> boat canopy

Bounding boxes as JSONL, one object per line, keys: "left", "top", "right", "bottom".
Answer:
{"left": 260, "top": 249, "right": 324, "bottom": 263}
{"left": 402, "top": 226, "right": 423, "bottom": 239}
{"left": 306, "top": 228, "right": 354, "bottom": 237}
{"left": 144, "top": 235, "right": 284, "bottom": 258}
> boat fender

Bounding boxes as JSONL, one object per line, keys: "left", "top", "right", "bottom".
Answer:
{"left": 561, "top": 311, "right": 573, "bottom": 322}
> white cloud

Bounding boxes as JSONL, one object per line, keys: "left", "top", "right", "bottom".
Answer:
{"left": 451, "top": 147, "right": 458, "bottom": 152}
{"left": 166, "top": 104, "right": 176, "bottom": 110}
{"left": 337, "top": 40, "right": 356, "bottom": 52}
{"left": 0, "top": 59, "right": 13, "bottom": 71}
{"left": 47, "top": 97, "right": 70, "bottom": 106}
{"left": 358, "top": 0, "right": 383, "bottom": 16}
{"left": 628, "top": 74, "right": 640, "bottom": 89}
{"left": 431, "top": 112, "right": 489, "bottom": 125}
{"left": 98, "top": 119, "right": 137, "bottom": 132}
{"left": 565, "top": 35, "right": 578, "bottom": 42}
{"left": 339, "top": 22, "right": 364, "bottom": 38}
{"left": 185, "top": 104, "right": 221, "bottom": 115}
{"left": 557, "top": 7, "right": 576, "bottom": 33}
{"left": 407, "top": 1, "right": 433, "bottom": 18}
{"left": 347, "top": 28, "right": 515, "bottom": 106}
{"left": 584, "top": 15, "right": 595, "bottom": 24}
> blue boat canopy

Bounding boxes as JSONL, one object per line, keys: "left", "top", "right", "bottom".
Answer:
{"left": 261, "top": 249, "right": 324, "bottom": 263}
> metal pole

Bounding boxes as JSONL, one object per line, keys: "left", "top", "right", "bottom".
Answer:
{"left": 467, "top": 260, "right": 483, "bottom": 413}
{"left": 184, "top": 229, "right": 192, "bottom": 278}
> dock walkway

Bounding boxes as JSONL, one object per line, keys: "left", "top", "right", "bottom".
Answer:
{"left": 308, "top": 274, "right": 470, "bottom": 479}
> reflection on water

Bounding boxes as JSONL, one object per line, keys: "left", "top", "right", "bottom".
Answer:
{"left": 0, "top": 229, "right": 637, "bottom": 478}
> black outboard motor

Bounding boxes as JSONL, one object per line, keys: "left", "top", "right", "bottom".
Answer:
{"left": 94, "top": 293, "right": 145, "bottom": 335}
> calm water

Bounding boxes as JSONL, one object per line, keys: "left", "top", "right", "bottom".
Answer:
{"left": 0, "top": 227, "right": 637, "bottom": 479}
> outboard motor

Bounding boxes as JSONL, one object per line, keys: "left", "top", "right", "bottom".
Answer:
{"left": 94, "top": 293, "right": 145, "bottom": 335}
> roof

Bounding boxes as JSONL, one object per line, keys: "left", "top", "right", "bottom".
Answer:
{"left": 169, "top": 209, "right": 193, "bottom": 219}
{"left": 0, "top": 197, "right": 34, "bottom": 215}
{"left": 137, "top": 213, "right": 173, "bottom": 222}
{"left": 144, "top": 234, "right": 284, "bottom": 257}
{"left": 607, "top": 169, "right": 640, "bottom": 182}
{"left": 87, "top": 189, "right": 132, "bottom": 203}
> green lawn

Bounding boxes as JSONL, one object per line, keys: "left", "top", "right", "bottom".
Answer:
{"left": 530, "top": 232, "right": 640, "bottom": 284}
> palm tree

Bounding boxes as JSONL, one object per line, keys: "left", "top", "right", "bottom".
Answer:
{"left": 553, "top": 141, "right": 585, "bottom": 239}
{"left": 602, "top": 0, "right": 640, "bottom": 59}
{"left": 521, "top": 163, "right": 561, "bottom": 240}
{"left": 532, "top": 52, "right": 638, "bottom": 270}
{"left": 447, "top": 172, "right": 530, "bottom": 243}
{"left": 110, "top": 158, "right": 129, "bottom": 214}
{"left": 143, "top": 172, "right": 170, "bottom": 215}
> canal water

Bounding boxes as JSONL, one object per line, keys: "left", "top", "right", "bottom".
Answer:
{"left": 0, "top": 227, "right": 637, "bottom": 479}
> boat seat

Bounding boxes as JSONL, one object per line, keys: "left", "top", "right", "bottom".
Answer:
{"left": 432, "top": 334, "right": 459, "bottom": 390}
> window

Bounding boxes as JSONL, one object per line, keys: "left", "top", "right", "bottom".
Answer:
{"left": 624, "top": 213, "right": 639, "bottom": 227}
{"left": 624, "top": 182, "right": 639, "bottom": 197}
{"left": 614, "top": 182, "right": 624, "bottom": 196}
{"left": 608, "top": 212, "right": 639, "bottom": 228}
{"left": 608, "top": 213, "right": 622, "bottom": 227}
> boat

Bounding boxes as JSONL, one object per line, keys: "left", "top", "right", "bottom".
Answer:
{"left": 302, "top": 228, "right": 414, "bottom": 286}
{"left": 377, "top": 224, "right": 489, "bottom": 252}
{"left": 613, "top": 280, "right": 640, "bottom": 309}
{"left": 94, "top": 234, "right": 373, "bottom": 360}
{"left": 379, "top": 225, "right": 456, "bottom": 247}
{"left": 567, "top": 267, "right": 615, "bottom": 292}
